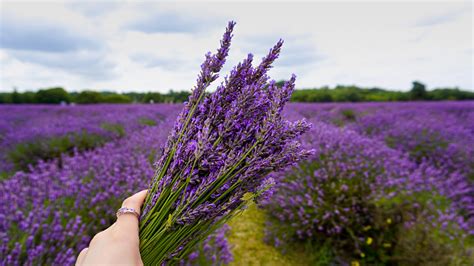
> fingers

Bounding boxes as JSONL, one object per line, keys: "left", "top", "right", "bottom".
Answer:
{"left": 116, "top": 190, "right": 148, "bottom": 231}
{"left": 75, "top": 191, "right": 147, "bottom": 265}
{"left": 76, "top": 247, "right": 88, "bottom": 265}
{"left": 121, "top": 189, "right": 148, "bottom": 215}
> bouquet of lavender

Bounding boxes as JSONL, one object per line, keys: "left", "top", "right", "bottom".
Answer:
{"left": 138, "top": 21, "right": 312, "bottom": 264}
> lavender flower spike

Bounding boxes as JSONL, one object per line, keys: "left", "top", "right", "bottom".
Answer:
{"left": 138, "top": 22, "right": 311, "bottom": 265}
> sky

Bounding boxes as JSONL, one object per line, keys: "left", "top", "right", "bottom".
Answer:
{"left": 0, "top": 0, "right": 472, "bottom": 93}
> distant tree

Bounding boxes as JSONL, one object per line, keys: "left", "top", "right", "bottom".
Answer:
{"left": 143, "top": 92, "right": 164, "bottom": 103}
{"left": 275, "top": 80, "right": 286, "bottom": 88}
{"left": 427, "top": 88, "right": 474, "bottom": 101}
{"left": 0, "top": 93, "right": 12, "bottom": 103}
{"left": 101, "top": 93, "right": 132, "bottom": 103}
{"left": 124, "top": 92, "right": 146, "bottom": 103}
{"left": 333, "top": 86, "right": 362, "bottom": 102}
{"left": 11, "top": 89, "right": 22, "bottom": 104}
{"left": 345, "top": 89, "right": 361, "bottom": 102}
{"left": 392, "top": 91, "right": 410, "bottom": 101}
{"left": 35, "top": 87, "right": 70, "bottom": 104}
{"left": 75, "top": 90, "right": 103, "bottom": 104}
{"left": 165, "top": 90, "right": 190, "bottom": 103}
{"left": 410, "top": 81, "right": 427, "bottom": 100}
{"left": 22, "top": 92, "right": 37, "bottom": 103}
{"left": 1, "top": 83, "right": 472, "bottom": 105}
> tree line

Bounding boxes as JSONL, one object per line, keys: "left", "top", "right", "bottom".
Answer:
{"left": 0, "top": 88, "right": 191, "bottom": 104}
{"left": 290, "top": 81, "right": 474, "bottom": 102}
{"left": 0, "top": 81, "right": 472, "bottom": 104}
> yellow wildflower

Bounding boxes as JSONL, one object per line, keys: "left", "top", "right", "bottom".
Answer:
{"left": 386, "top": 218, "right": 392, "bottom": 224}
{"left": 351, "top": 261, "right": 360, "bottom": 266}
{"left": 383, "top": 243, "right": 392, "bottom": 248}
{"left": 360, "top": 252, "right": 365, "bottom": 258}
{"left": 366, "top": 237, "right": 373, "bottom": 245}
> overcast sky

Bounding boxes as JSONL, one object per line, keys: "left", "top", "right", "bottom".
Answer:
{"left": 0, "top": 0, "right": 472, "bottom": 93}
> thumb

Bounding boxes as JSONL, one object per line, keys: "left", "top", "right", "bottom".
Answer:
{"left": 116, "top": 190, "right": 148, "bottom": 232}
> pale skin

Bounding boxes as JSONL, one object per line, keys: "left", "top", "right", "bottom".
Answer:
{"left": 76, "top": 190, "right": 147, "bottom": 266}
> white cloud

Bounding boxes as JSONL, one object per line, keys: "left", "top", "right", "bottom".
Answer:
{"left": 0, "top": 1, "right": 472, "bottom": 92}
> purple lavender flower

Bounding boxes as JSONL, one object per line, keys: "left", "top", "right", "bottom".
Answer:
{"left": 0, "top": 104, "right": 172, "bottom": 172}
{"left": 0, "top": 105, "right": 181, "bottom": 265}
{"left": 138, "top": 21, "right": 312, "bottom": 264}
{"left": 261, "top": 119, "right": 471, "bottom": 264}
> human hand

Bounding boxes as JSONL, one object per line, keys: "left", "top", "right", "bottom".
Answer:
{"left": 76, "top": 190, "right": 147, "bottom": 266}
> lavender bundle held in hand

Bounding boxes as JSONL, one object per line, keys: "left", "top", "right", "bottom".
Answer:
{"left": 139, "top": 21, "right": 312, "bottom": 264}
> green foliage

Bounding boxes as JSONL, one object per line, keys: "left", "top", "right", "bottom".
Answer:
{"left": 74, "top": 91, "right": 132, "bottom": 104}
{"left": 0, "top": 171, "right": 11, "bottom": 181}
{"left": 1, "top": 81, "right": 472, "bottom": 104}
{"left": 410, "top": 81, "right": 427, "bottom": 100}
{"left": 35, "top": 87, "right": 70, "bottom": 104}
{"left": 266, "top": 155, "right": 471, "bottom": 265}
{"left": 267, "top": 186, "right": 471, "bottom": 265}
{"left": 138, "top": 117, "right": 158, "bottom": 126}
{"left": 292, "top": 87, "right": 334, "bottom": 102}
{"left": 290, "top": 82, "right": 473, "bottom": 102}
{"left": 0, "top": 89, "right": 191, "bottom": 104}
{"left": 227, "top": 204, "right": 312, "bottom": 266}
{"left": 304, "top": 241, "right": 335, "bottom": 266}
{"left": 340, "top": 109, "right": 356, "bottom": 121}
{"left": 374, "top": 192, "right": 472, "bottom": 266}
{"left": 143, "top": 92, "right": 164, "bottom": 103}
{"left": 429, "top": 88, "right": 474, "bottom": 100}
{"left": 21, "top": 92, "right": 37, "bottom": 103}
{"left": 391, "top": 223, "right": 469, "bottom": 265}
{"left": 11, "top": 89, "right": 22, "bottom": 104}
{"left": 147, "top": 149, "right": 158, "bottom": 165}
{"left": 101, "top": 93, "right": 132, "bottom": 103}
{"left": 75, "top": 91, "right": 103, "bottom": 104}
{"left": 100, "top": 123, "right": 126, "bottom": 137}
{"left": 0, "top": 93, "right": 10, "bottom": 103}
{"left": 333, "top": 86, "right": 362, "bottom": 102}
{"left": 6, "top": 132, "right": 107, "bottom": 171}
{"left": 330, "top": 109, "right": 358, "bottom": 127}
{"left": 0, "top": 91, "right": 36, "bottom": 104}
{"left": 164, "top": 90, "right": 191, "bottom": 103}
{"left": 385, "top": 130, "right": 449, "bottom": 165}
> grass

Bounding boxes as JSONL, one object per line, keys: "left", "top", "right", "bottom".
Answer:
{"left": 227, "top": 203, "right": 311, "bottom": 266}
{"left": 228, "top": 203, "right": 474, "bottom": 266}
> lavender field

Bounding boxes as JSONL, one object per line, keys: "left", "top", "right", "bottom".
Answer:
{"left": 1, "top": 102, "right": 473, "bottom": 265}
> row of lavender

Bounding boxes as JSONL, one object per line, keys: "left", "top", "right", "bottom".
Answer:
{"left": 0, "top": 104, "right": 233, "bottom": 265}
{"left": 0, "top": 106, "right": 177, "bottom": 264}
{"left": 293, "top": 101, "right": 474, "bottom": 178}
{"left": 1, "top": 101, "right": 473, "bottom": 264}
{"left": 264, "top": 101, "right": 474, "bottom": 264}
{"left": 0, "top": 104, "right": 176, "bottom": 173}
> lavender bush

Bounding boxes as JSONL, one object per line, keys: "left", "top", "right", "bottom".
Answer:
{"left": 261, "top": 121, "right": 472, "bottom": 264}
{"left": 351, "top": 103, "right": 474, "bottom": 179}
{"left": 0, "top": 115, "right": 174, "bottom": 265}
{"left": 138, "top": 22, "right": 312, "bottom": 264}
{"left": 1, "top": 102, "right": 472, "bottom": 264}
{"left": 1, "top": 106, "right": 235, "bottom": 265}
